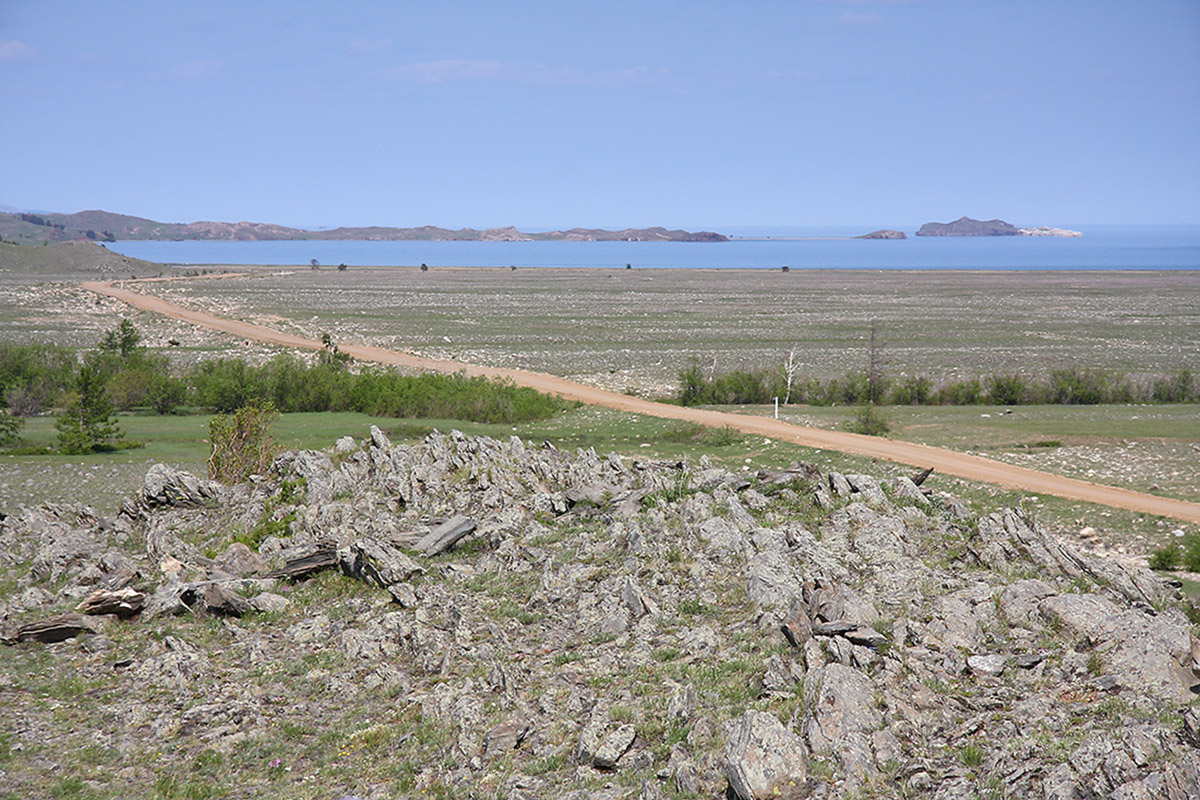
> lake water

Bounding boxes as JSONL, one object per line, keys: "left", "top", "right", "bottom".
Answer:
{"left": 104, "top": 225, "right": 1200, "bottom": 271}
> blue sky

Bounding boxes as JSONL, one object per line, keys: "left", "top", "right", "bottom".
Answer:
{"left": 2, "top": 1, "right": 1198, "bottom": 230}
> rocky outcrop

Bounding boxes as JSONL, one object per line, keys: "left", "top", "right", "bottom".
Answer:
{"left": 0, "top": 430, "right": 1195, "bottom": 799}
{"left": 856, "top": 229, "right": 906, "bottom": 239}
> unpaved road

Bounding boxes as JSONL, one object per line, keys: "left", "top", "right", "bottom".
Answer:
{"left": 85, "top": 279, "right": 1200, "bottom": 525}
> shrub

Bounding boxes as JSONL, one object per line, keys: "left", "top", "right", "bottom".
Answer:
{"left": 1151, "top": 369, "right": 1197, "bottom": 403}
{"left": 889, "top": 375, "right": 933, "bottom": 405}
{"left": 207, "top": 400, "right": 279, "bottom": 483}
{"left": 848, "top": 402, "right": 890, "bottom": 436}
{"left": 934, "top": 378, "right": 983, "bottom": 405}
{"left": 986, "top": 374, "right": 1029, "bottom": 405}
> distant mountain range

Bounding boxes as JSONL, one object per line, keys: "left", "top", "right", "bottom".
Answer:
{"left": 0, "top": 209, "right": 727, "bottom": 243}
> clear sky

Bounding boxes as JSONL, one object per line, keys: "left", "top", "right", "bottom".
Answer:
{"left": 2, "top": 1, "right": 1198, "bottom": 230}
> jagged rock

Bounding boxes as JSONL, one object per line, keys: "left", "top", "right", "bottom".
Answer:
{"left": 135, "top": 464, "right": 219, "bottom": 509}
{"left": 482, "top": 713, "right": 532, "bottom": 757}
{"left": 2, "top": 428, "right": 1197, "bottom": 798}
{"left": 593, "top": 724, "right": 636, "bottom": 769}
{"left": 415, "top": 514, "right": 477, "bottom": 556}
{"left": 203, "top": 583, "right": 251, "bottom": 617}
{"left": 263, "top": 545, "right": 339, "bottom": 581}
{"left": 213, "top": 542, "right": 266, "bottom": 577}
{"left": 10, "top": 612, "right": 97, "bottom": 643}
{"left": 723, "top": 710, "right": 809, "bottom": 800}
{"left": 75, "top": 587, "right": 145, "bottom": 618}
{"left": 804, "top": 664, "right": 880, "bottom": 786}
{"left": 967, "top": 654, "right": 1006, "bottom": 677}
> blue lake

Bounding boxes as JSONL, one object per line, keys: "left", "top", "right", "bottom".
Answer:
{"left": 104, "top": 225, "right": 1200, "bottom": 271}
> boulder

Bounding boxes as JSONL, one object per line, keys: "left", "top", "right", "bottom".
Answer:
{"left": 723, "top": 710, "right": 809, "bottom": 800}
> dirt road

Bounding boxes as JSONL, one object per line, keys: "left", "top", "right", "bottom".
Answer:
{"left": 84, "top": 279, "right": 1200, "bottom": 525}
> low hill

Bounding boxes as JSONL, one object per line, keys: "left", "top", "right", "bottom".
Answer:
{"left": 0, "top": 239, "right": 162, "bottom": 279}
{"left": 0, "top": 209, "right": 727, "bottom": 243}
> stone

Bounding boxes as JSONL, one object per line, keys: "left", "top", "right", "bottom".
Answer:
{"left": 11, "top": 612, "right": 97, "bottom": 644}
{"left": 723, "top": 710, "right": 808, "bottom": 800}
{"left": 75, "top": 587, "right": 145, "bottom": 618}
{"left": 482, "top": 714, "right": 532, "bottom": 758}
{"left": 138, "top": 464, "right": 219, "bottom": 508}
{"left": 214, "top": 542, "right": 267, "bottom": 577}
{"left": 967, "top": 654, "right": 1006, "bottom": 678}
{"left": 203, "top": 583, "right": 251, "bottom": 617}
{"left": 415, "top": 514, "right": 477, "bottom": 556}
{"left": 593, "top": 723, "right": 636, "bottom": 770}
{"left": 804, "top": 664, "right": 880, "bottom": 786}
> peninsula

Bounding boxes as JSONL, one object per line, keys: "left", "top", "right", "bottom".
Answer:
{"left": 0, "top": 209, "right": 727, "bottom": 244}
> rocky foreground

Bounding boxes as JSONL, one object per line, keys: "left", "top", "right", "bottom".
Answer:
{"left": 1, "top": 429, "right": 1198, "bottom": 799}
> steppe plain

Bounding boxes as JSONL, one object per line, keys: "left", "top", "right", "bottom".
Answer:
{"left": 2, "top": 261, "right": 1199, "bottom": 556}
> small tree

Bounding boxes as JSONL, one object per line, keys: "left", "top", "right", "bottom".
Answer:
{"left": 208, "top": 399, "right": 279, "bottom": 483}
{"left": 99, "top": 319, "right": 142, "bottom": 359}
{"left": 0, "top": 408, "right": 23, "bottom": 446}
{"left": 55, "top": 363, "right": 124, "bottom": 453}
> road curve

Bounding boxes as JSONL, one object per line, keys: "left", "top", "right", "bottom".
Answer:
{"left": 84, "top": 279, "right": 1200, "bottom": 525}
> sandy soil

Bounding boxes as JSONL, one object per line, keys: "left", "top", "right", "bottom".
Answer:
{"left": 84, "top": 279, "right": 1200, "bottom": 525}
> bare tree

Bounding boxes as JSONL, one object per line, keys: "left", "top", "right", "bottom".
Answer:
{"left": 867, "top": 320, "right": 888, "bottom": 405}
{"left": 783, "top": 347, "right": 799, "bottom": 404}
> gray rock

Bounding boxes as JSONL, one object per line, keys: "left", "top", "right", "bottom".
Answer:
{"left": 967, "top": 654, "right": 1006, "bottom": 677}
{"left": 593, "top": 723, "right": 635, "bottom": 770}
{"left": 723, "top": 710, "right": 808, "bottom": 800}
{"left": 137, "top": 464, "right": 220, "bottom": 508}
{"left": 804, "top": 664, "right": 880, "bottom": 786}
{"left": 482, "top": 714, "right": 532, "bottom": 757}
{"left": 214, "top": 542, "right": 266, "bottom": 577}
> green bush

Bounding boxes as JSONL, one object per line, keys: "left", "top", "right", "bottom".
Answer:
{"left": 889, "top": 375, "right": 933, "bottom": 405}
{"left": 207, "top": 400, "right": 279, "bottom": 483}
{"left": 848, "top": 402, "right": 890, "bottom": 436}
{"left": 0, "top": 408, "right": 23, "bottom": 446}
{"left": 986, "top": 374, "right": 1029, "bottom": 405}
{"left": 934, "top": 378, "right": 983, "bottom": 405}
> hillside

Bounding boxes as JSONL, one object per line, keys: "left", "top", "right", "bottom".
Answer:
{"left": 0, "top": 239, "right": 162, "bottom": 279}
{"left": 0, "top": 209, "right": 727, "bottom": 243}
{"left": 1, "top": 428, "right": 1196, "bottom": 799}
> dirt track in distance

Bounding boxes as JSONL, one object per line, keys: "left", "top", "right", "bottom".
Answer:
{"left": 84, "top": 279, "right": 1200, "bottom": 525}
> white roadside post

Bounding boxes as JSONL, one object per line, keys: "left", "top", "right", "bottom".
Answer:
{"left": 774, "top": 397, "right": 779, "bottom": 419}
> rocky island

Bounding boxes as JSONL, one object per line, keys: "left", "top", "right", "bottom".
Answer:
{"left": 856, "top": 229, "right": 906, "bottom": 240}
{"left": 917, "top": 216, "right": 1082, "bottom": 237}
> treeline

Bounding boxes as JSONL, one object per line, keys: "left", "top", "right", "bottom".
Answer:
{"left": 0, "top": 321, "right": 573, "bottom": 450}
{"left": 677, "top": 361, "right": 1199, "bottom": 407}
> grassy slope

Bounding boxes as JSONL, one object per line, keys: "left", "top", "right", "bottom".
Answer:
{"left": 0, "top": 240, "right": 161, "bottom": 279}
